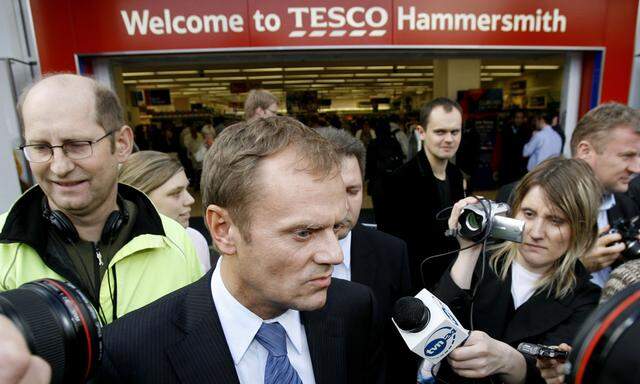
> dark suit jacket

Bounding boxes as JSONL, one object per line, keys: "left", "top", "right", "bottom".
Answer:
{"left": 435, "top": 254, "right": 601, "bottom": 383}
{"left": 350, "top": 224, "right": 420, "bottom": 383}
{"left": 96, "top": 271, "right": 384, "bottom": 384}
{"left": 377, "top": 150, "right": 466, "bottom": 292}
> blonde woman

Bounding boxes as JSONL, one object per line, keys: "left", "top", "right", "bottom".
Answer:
{"left": 435, "top": 158, "right": 602, "bottom": 383}
{"left": 119, "top": 151, "right": 211, "bottom": 271}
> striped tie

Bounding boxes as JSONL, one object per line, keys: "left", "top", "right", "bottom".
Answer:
{"left": 254, "top": 322, "right": 303, "bottom": 384}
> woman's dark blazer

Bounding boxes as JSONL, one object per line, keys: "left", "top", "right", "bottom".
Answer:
{"left": 434, "top": 252, "right": 601, "bottom": 383}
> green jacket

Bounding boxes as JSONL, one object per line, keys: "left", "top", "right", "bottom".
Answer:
{"left": 0, "top": 184, "right": 203, "bottom": 323}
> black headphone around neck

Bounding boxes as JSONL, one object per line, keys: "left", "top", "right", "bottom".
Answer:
{"left": 42, "top": 196, "right": 129, "bottom": 244}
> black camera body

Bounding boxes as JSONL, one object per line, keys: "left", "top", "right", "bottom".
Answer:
{"left": 605, "top": 216, "right": 640, "bottom": 260}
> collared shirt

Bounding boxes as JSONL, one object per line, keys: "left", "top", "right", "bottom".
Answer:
{"left": 332, "top": 230, "right": 352, "bottom": 281}
{"left": 210, "top": 257, "right": 316, "bottom": 384}
{"left": 591, "top": 194, "right": 617, "bottom": 287}
{"left": 523, "top": 125, "right": 563, "bottom": 171}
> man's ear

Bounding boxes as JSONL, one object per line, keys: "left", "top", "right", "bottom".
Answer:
{"left": 416, "top": 125, "right": 427, "bottom": 141}
{"left": 115, "top": 125, "right": 134, "bottom": 162}
{"left": 575, "top": 140, "right": 595, "bottom": 161}
{"left": 205, "top": 205, "right": 238, "bottom": 255}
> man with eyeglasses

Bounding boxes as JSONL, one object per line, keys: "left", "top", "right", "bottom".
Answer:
{"left": 0, "top": 74, "right": 203, "bottom": 324}
{"left": 243, "top": 89, "right": 280, "bottom": 121}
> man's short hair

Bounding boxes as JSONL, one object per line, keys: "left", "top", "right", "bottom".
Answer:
{"left": 243, "top": 89, "right": 278, "bottom": 120}
{"left": 201, "top": 116, "right": 339, "bottom": 240}
{"left": 570, "top": 102, "right": 640, "bottom": 156}
{"left": 316, "top": 127, "right": 366, "bottom": 179}
{"left": 419, "top": 97, "right": 463, "bottom": 128}
{"left": 17, "top": 74, "right": 124, "bottom": 150}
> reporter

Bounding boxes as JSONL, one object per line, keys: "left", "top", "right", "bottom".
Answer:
{"left": 435, "top": 158, "right": 602, "bottom": 383}
{"left": 0, "top": 315, "right": 50, "bottom": 384}
{"left": 119, "top": 151, "right": 211, "bottom": 271}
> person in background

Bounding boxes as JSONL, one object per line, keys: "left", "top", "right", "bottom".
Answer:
{"left": 243, "top": 89, "right": 279, "bottom": 122}
{"left": 355, "top": 119, "right": 377, "bottom": 148}
{"left": 379, "top": 97, "right": 467, "bottom": 292}
{"left": 571, "top": 102, "right": 640, "bottom": 287}
{"left": 436, "top": 158, "right": 601, "bottom": 383}
{"left": 493, "top": 109, "right": 529, "bottom": 186}
{"left": 0, "top": 74, "right": 202, "bottom": 324}
{"left": 318, "top": 127, "right": 418, "bottom": 383}
{"left": 523, "top": 113, "right": 562, "bottom": 171}
{"left": 119, "top": 151, "right": 211, "bottom": 272}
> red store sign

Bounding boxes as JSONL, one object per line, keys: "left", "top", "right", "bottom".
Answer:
{"left": 30, "top": 0, "right": 638, "bottom": 102}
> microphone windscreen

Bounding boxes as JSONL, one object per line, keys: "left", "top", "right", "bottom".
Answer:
{"left": 392, "top": 297, "right": 430, "bottom": 332}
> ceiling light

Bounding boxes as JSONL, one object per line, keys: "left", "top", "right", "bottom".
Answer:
{"left": 366, "top": 66, "right": 393, "bottom": 70}
{"left": 524, "top": 65, "right": 560, "bottom": 70}
{"left": 481, "top": 65, "right": 521, "bottom": 70}
{"left": 284, "top": 67, "right": 325, "bottom": 71}
{"left": 489, "top": 72, "right": 522, "bottom": 77}
{"left": 242, "top": 68, "right": 283, "bottom": 72}
{"left": 262, "top": 81, "right": 284, "bottom": 85}
{"left": 176, "top": 77, "right": 211, "bottom": 81}
{"left": 405, "top": 65, "right": 434, "bottom": 70}
{"left": 328, "top": 66, "right": 366, "bottom": 70}
{"left": 138, "top": 79, "right": 174, "bottom": 83}
{"left": 284, "top": 80, "right": 313, "bottom": 84}
{"left": 247, "top": 75, "right": 283, "bottom": 80}
{"left": 209, "top": 76, "right": 246, "bottom": 81}
{"left": 316, "top": 79, "right": 345, "bottom": 83}
{"left": 156, "top": 70, "right": 199, "bottom": 75}
{"left": 319, "top": 74, "right": 352, "bottom": 78}
{"left": 122, "top": 72, "right": 155, "bottom": 77}
{"left": 481, "top": 77, "right": 494, "bottom": 81}
{"left": 355, "top": 73, "right": 387, "bottom": 77}
{"left": 123, "top": 80, "right": 137, "bottom": 84}
{"left": 390, "top": 73, "right": 423, "bottom": 77}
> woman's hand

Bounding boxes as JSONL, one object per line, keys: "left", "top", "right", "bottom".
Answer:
{"left": 536, "top": 343, "right": 572, "bottom": 384}
{"left": 447, "top": 331, "right": 526, "bottom": 384}
{"left": 448, "top": 197, "right": 485, "bottom": 289}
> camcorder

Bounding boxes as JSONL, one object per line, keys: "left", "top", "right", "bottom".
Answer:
{"left": 605, "top": 216, "right": 640, "bottom": 260}
{"left": 0, "top": 279, "right": 102, "bottom": 384}
{"left": 452, "top": 200, "right": 525, "bottom": 243}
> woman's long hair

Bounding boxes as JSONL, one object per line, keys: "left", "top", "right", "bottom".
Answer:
{"left": 489, "top": 158, "right": 601, "bottom": 299}
{"left": 119, "top": 151, "right": 184, "bottom": 194}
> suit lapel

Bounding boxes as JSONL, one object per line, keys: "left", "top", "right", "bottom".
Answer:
{"left": 350, "top": 225, "right": 378, "bottom": 288}
{"left": 166, "top": 271, "right": 240, "bottom": 384}
{"left": 301, "top": 292, "right": 348, "bottom": 384}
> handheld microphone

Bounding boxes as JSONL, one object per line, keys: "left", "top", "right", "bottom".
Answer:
{"left": 392, "top": 289, "right": 469, "bottom": 365}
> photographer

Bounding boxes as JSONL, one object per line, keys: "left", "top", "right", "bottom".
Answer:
{"left": 434, "top": 158, "right": 602, "bottom": 383}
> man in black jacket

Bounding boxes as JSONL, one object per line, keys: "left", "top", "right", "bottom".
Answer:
{"left": 571, "top": 103, "right": 640, "bottom": 287}
{"left": 97, "top": 117, "right": 384, "bottom": 384}
{"left": 318, "top": 127, "right": 418, "bottom": 382}
{"left": 378, "top": 98, "right": 468, "bottom": 292}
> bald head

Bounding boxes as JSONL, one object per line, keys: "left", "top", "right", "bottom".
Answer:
{"left": 18, "top": 74, "right": 125, "bottom": 146}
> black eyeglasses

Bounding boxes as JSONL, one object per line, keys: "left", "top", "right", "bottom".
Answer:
{"left": 19, "top": 130, "right": 117, "bottom": 163}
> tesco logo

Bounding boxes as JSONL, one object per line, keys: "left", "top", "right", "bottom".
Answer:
{"left": 424, "top": 327, "right": 457, "bottom": 357}
{"left": 288, "top": 6, "right": 388, "bottom": 38}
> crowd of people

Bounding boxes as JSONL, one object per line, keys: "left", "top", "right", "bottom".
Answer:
{"left": 1, "top": 74, "right": 639, "bottom": 384}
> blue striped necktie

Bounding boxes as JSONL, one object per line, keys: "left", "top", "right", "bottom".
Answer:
{"left": 254, "top": 322, "right": 303, "bottom": 384}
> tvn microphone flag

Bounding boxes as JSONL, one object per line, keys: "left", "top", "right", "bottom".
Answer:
{"left": 392, "top": 289, "right": 468, "bottom": 365}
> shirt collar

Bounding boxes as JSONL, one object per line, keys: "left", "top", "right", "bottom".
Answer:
{"left": 600, "top": 193, "right": 616, "bottom": 211}
{"left": 338, "top": 230, "right": 352, "bottom": 270}
{"left": 210, "top": 257, "right": 304, "bottom": 365}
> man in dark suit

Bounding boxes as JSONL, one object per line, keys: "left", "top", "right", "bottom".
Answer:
{"left": 377, "top": 98, "right": 468, "bottom": 292}
{"left": 570, "top": 103, "right": 640, "bottom": 287}
{"left": 97, "top": 117, "right": 384, "bottom": 384}
{"left": 318, "top": 128, "right": 418, "bottom": 382}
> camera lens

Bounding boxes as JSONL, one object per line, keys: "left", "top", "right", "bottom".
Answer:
{"left": 464, "top": 211, "right": 483, "bottom": 232}
{"left": 0, "top": 279, "right": 102, "bottom": 384}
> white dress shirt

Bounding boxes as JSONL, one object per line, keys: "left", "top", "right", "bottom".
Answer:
{"left": 511, "top": 260, "right": 542, "bottom": 309}
{"left": 591, "top": 194, "right": 617, "bottom": 287}
{"left": 210, "top": 258, "right": 316, "bottom": 384}
{"left": 332, "top": 231, "right": 352, "bottom": 281}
